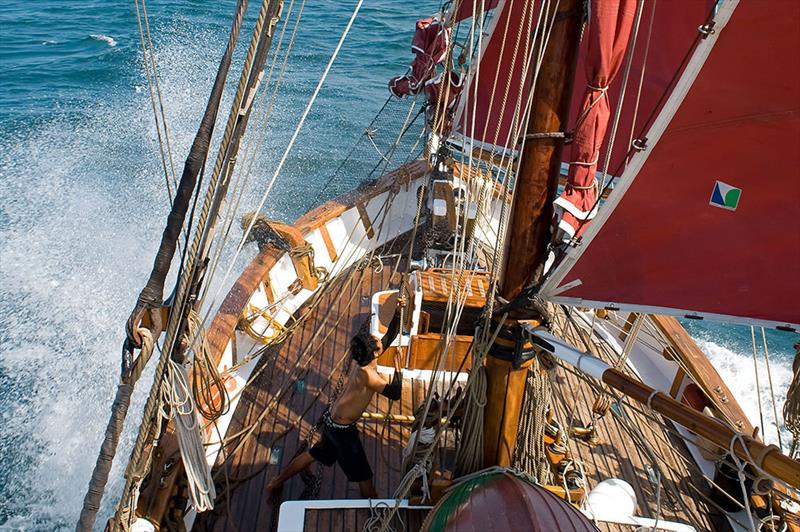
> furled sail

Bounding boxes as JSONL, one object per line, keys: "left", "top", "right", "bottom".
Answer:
{"left": 541, "top": 0, "right": 800, "bottom": 331}
{"left": 553, "top": 0, "right": 636, "bottom": 240}
{"left": 388, "top": 17, "right": 450, "bottom": 98}
{"left": 451, "top": 0, "right": 538, "bottom": 152}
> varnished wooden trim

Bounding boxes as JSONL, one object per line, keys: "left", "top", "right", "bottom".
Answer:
{"left": 263, "top": 280, "right": 275, "bottom": 305}
{"left": 319, "top": 224, "right": 338, "bottom": 261}
{"left": 206, "top": 160, "right": 428, "bottom": 364}
{"left": 355, "top": 202, "right": 375, "bottom": 239}
{"left": 294, "top": 160, "right": 427, "bottom": 232}
{"left": 669, "top": 367, "right": 686, "bottom": 398}
{"left": 650, "top": 315, "right": 753, "bottom": 434}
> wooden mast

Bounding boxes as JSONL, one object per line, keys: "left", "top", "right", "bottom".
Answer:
{"left": 483, "top": 0, "right": 582, "bottom": 467}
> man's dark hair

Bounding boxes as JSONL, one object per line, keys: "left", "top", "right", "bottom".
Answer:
{"left": 351, "top": 323, "right": 379, "bottom": 366}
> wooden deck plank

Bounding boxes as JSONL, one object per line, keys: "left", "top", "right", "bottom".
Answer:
{"left": 244, "top": 300, "right": 322, "bottom": 530}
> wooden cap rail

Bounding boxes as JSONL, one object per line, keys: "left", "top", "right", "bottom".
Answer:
{"left": 206, "top": 160, "right": 428, "bottom": 360}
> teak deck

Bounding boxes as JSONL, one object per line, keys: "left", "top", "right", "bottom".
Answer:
{"left": 194, "top": 259, "right": 726, "bottom": 532}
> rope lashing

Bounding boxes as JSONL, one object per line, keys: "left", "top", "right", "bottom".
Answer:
{"left": 524, "top": 131, "right": 570, "bottom": 140}
{"left": 512, "top": 357, "right": 553, "bottom": 485}
{"left": 241, "top": 212, "right": 292, "bottom": 251}
{"left": 568, "top": 154, "right": 600, "bottom": 167}
{"left": 646, "top": 389, "right": 660, "bottom": 410}
{"left": 77, "top": 328, "right": 154, "bottom": 532}
{"left": 592, "top": 394, "right": 611, "bottom": 418}
{"left": 587, "top": 83, "right": 610, "bottom": 92}
{"left": 574, "top": 84, "right": 611, "bottom": 126}
{"left": 568, "top": 179, "right": 598, "bottom": 191}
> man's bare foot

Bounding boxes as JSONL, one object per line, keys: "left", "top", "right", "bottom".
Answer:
{"left": 265, "top": 479, "right": 283, "bottom": 503}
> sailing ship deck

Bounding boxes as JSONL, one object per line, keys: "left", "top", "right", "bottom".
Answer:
{"left": 194, "top": 257, "right": 726, "bottom": 532}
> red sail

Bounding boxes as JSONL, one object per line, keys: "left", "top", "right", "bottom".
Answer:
{"left": 554, "top": 0, "right": 636, "bottom": 239}
{"left": 454, "top": 0, "right": 501, "bottom": 22}
{"left": 541, "top": 0, "right": 800, "bottom": 330}
{"left": 452, "top": 0, "right": 538, "bottom": 151}
{"left": 561, "top": 0, "right": 715, "bottom": 183}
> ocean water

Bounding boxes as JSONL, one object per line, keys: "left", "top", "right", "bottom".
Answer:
{"left": 0, "top": 1, "right": 796, "bottom": 530}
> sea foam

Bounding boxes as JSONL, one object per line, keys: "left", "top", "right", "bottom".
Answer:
{"left": 697, "top": 338, "right": 793, "bottom": 448}
{"left": 90, "top": 34, "right": 118, "bottom": 47}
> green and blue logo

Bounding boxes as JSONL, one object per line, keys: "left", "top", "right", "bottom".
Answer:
{"left": 709, "top": 180, "right": 741, "bottom": 211}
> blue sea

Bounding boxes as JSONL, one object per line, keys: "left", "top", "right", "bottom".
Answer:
{"left": 0, "top": 1, "right": 796, "bottom": 529}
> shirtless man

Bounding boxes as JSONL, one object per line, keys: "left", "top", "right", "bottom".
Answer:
{"left": 265, "top": 306, "right": 404, "bottom": 499}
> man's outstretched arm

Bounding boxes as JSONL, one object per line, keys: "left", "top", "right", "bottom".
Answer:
{"left": 382, "top": 311, "right": 401, "bottom": 350}
{"left": 357, "top": 367, "right": 402, "bottom": 401}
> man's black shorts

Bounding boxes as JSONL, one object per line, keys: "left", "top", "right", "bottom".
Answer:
{"left": 309, "top": 417, "right": 373, "bottom": 482}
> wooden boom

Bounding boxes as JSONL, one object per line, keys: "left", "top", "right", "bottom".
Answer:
{"left": 530, "top": 328, "right": 800, "bottom": 489}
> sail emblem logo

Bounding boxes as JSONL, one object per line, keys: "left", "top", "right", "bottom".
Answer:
{"left": 709, "top": 181, "right": 741, "bottom": 211}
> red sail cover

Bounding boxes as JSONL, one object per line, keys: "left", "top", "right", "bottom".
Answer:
{"left": 389, "top": 17, "right": 449, "bottom": 97}
{"left": 554, "top": 0, "right": 635, "bottom": 239}
{"left": 453, "top": 0, "right": 538, "bottom": 151}
{"left": 542, "top": 0, "right": 800, "bottom": 330}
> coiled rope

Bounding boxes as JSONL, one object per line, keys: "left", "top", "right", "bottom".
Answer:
{"left": 160, "top": 358, "right": 216, "bottom": 511}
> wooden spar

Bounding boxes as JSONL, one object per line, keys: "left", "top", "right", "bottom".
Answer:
{"left": 650, "top": 315, "right": 753, "bottom": 434}
{"left": 532, "top": 328, "right": 800, "bottom": 489}
{"left": 483, "top": 0, "right": 582, "bottom": 468}
{"left": 602, "top": 368, "right": 800, "bottom": 488}
{"left": 483, "top": 355, "right": 536, "bottom": 467}
{"left": 499, "top": 1, "right": 581, "bottom": 302}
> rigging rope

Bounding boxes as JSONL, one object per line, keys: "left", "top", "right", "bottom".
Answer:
{"left": 760, "top": 327, "right": 783, "bottom": 452}
{"left": 133, "top": 0, "right": 179, "bottom": 209}
{"left": 512, "top": 357, "right": 553, "bottom": 485}
{"left": 751, "top": 326, "right": 766, "bottom": 438}
{"left": 77, "top": 329, "right": 155, "bottom": 532}
{"left": 125, "top": 0, "right": 250, "bottom": 338}
{"left": 198, "top": 0, "right": 368, "bottom": 331}
{"left": 199, "top": 0, "right": 307, "bottom": 305}
{"left": 113, "top": 0, "right": 282, "bottom": 524}
{"left": 598, "top": 0, "right": 646, "bottom": 190}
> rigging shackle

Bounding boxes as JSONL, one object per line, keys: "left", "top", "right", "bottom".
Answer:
{"left": 121, "top": 337, "right": 135, "bottom": 381}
